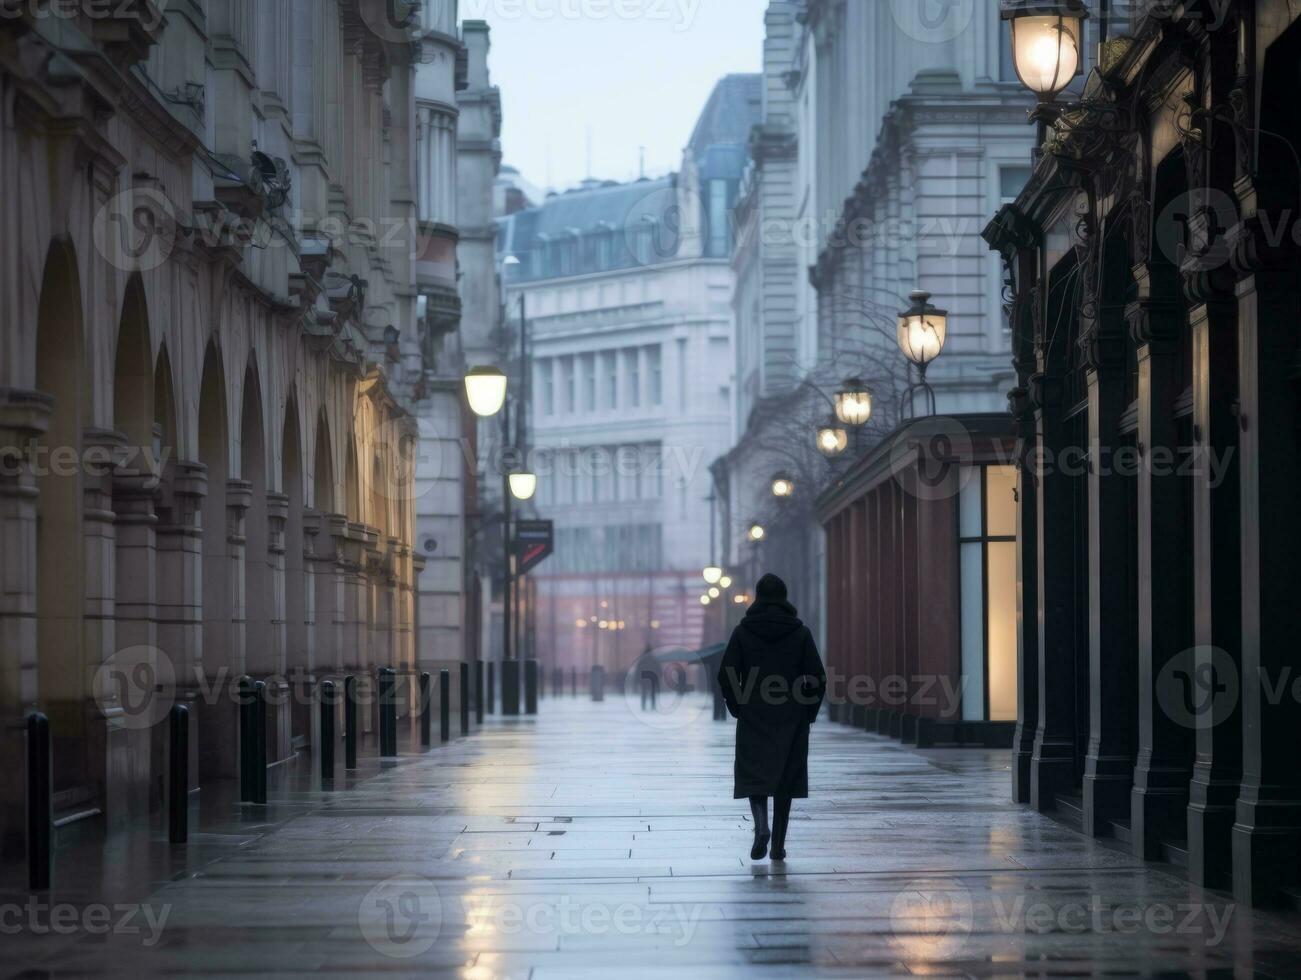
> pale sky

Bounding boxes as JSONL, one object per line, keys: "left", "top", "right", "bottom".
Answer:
{"left": 460, "top": 0, "right": 769, "bottom": 194}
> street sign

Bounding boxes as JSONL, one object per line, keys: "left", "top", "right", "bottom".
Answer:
{"left": 513, "top": 519, "right": 554, "bottom": 575}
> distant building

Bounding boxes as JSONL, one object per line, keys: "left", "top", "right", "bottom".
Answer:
{"left": 498, "top": 75, "right": 762, "bottom": 674}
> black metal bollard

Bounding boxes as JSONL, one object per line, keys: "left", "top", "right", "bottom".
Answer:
{"left": 475, "top": 661, "right": 485, "bottom": 723}
{"left": 27, "top": 712, "right": 51, "bottom": 891}
{"left": 539, "top": 666, "right": 546, "bottom": 700}
{"left": 379, "top": 667, "right": 398, "bottom": 757}
{"left": 487, "top": 662, "right": 495, "bottom": 715}
{"left": 238, "top": 675, "right": 255, "bottom": 802}
{"left": 439, "top": 669, "right": 451, "bottom": 743}
{"left": 169, "top": 704, "right": 189, "bottom": 843}
{"left": 525, "top": 660, "right": 538, "bottom": 715}
{"left": 590, "top": 665, "right": 606, "bottom": 702}
{"left": 253, "top": 680, "right": 268, "bottom": 805}
{"left": 420, "top": 672, "right": 432, "bottom": 748}
{"left": 571, "top": 667, "right": 577, "bottom": 697}
{"left": 459, "top": 662, "right": 470, "bottom": 735}
{"left": 502, "top": 660, "right": 521, "bottom": 716}
{"left": 552, "top": 668, "right": 562, "bottom": 699}
{"left": 321, "top": 680, "right": 336, "bottom": 780}
{"left": 344, "top": 674, "right": 358, "bottom": 770}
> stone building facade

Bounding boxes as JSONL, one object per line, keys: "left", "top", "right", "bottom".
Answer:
{"left": 0, "top": 1, "right": 430, "bottom": 875}
{"left": 985, "top": 0, "right": 1301, "bottom": 906}
{"left": 496, "top": 75, "right": 761, "bottom": 673}
{"left": 716, "top": 0, "right": 1036, "bottom": 648}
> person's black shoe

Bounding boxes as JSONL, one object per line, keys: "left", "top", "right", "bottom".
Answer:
{"left": 750, "top": 830, "right": 770, "bottom": 860}
{"left": 770, "top": 843, "right": 786, "bottom": 861}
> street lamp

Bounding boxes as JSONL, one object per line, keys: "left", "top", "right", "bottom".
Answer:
{"left": 508, "top": 470, "right": 538, "bottom": 501}
{"left": 898, "top": 290, "right": 949, "bottom": 418}
{"left": 834, "top": 378, "right": 874, "bottom": 427}
{"left": 748, "top": 523, "right": 765, "bottom": 542}
{"left": 816, "top": 415, "right": 849, "bottom": 458}
{"left": 771, "top": 474, "right": 794, "bottom": 499}
{"left": 1001, "top": 1, "right": 1088, "bottom": 104}
{"left": 703, "top": 565, "right": 723, "bottom": 585}
{"left": 464, "top": 366, "right": 508, "bottom": 417}
{"left": 708, "top": 587, "right": 720, "bottom": 599}
{"left": 700, "top": 594, "right": 711, "bottom": 606}
{"left": 719, "top": 575, "right": 732, "bottom": 590}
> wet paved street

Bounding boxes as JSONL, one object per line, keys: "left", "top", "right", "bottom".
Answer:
{"left": 8, "top": 692, "right": 1301, "bottom": 977}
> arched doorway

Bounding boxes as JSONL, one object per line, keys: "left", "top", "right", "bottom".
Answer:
{"left": 198, "top": 342, "right": 232, "bottom": 781}
{"left": 110, "top": 275, "right": 156, "bottom": 821}
{"left": 34, "top": 240, "right": 90, "bottom": 813}
{"left": 282, "top": 398, "right": 307, "bottom": 750}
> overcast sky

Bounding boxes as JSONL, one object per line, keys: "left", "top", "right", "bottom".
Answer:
{"left": 459, "top": 0, "right": 768, "bottom": 193}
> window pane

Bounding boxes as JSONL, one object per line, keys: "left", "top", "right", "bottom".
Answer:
{"left": 986, "top": 465, "right": 1018, "bottom": 537}
{"left": 986, "top": 541, "right": 1018, "bottom": 722}
{"left": 959, "top": 466, "right": 983, "bottom": 538}
{"left": 960, "top": 541, "right": 985, "bottom": 722}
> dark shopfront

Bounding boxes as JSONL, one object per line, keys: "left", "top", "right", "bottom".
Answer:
{"left": 984, "top": 0, "right": 1301, "bottom": 906}
{"left": 818, "top": 415, "right": 1019, "bottom": 751}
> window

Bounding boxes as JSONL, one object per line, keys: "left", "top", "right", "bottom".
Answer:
{"left": 958, "top": 464, "right": 1018, "bottom": 723}
{"left": 626, "top": 349, "right": 641, "bottom": 408}
{"left": 1000, "top": 167, "right": 1032, "bottom": 204}
{"left": 604, "top": 351, "right": 618, "bottom": 409}
{"left": 541, "top": 359, "right": 555, "bottom": 416}
{"left": 708, "top": 179, "right": 731, "bottom": 256}
{"left": 582, "top": 354, "right": 597, "bottom": 412}
{"left": 562, "top": 356, "right": 576, "bottom": 414}
{"left": 648, "top": 345, "right": 663, "bottom": 406}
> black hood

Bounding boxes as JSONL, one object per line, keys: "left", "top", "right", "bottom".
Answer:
{"left": 739, "top": 599, "right": 804, "bottom": 641}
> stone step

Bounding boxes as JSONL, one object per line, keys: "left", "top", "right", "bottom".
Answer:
{"left": 1054, "top": 792, "right": 1084, "bottom": 832}
{"left": 1162, "top": 838, "right": 1189, "bottom": 869}
{"left": 1109, "top": 817, "right": 1133, "bottom": 846}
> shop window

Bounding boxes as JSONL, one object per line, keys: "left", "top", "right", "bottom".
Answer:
{"left": 959, "top": 464, "right": 1019, "bottom": 722}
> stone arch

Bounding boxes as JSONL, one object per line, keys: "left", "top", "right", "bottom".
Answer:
{"left": 34, "top": 238, "right": 90, "bottom": 803}
{"left": 313, "top": 408, "right": 335, "bottom": 514}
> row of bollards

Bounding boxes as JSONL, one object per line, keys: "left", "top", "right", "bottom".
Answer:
{"left": 23, "top": 660, "right": 534, "bottom": 891}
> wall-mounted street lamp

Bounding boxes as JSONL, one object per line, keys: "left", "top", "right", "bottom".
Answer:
{"left": 771, "top": 474, "right": 795, "bottom": 499}
{"left": 464, "top": 366, "right": 508, "bottom": 417}
{"left": 816, "top": 415, "right": 849, "bottom": 458}
{"left": 898, "top": 290, "right": 949, "bottom": 418}
{"left": 1001, "top": 1, "right": 1088, "bottom": 110}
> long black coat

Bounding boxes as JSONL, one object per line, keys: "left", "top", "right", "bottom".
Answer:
{"left": 717, "top": 601, "right": 827, "bottom": 799}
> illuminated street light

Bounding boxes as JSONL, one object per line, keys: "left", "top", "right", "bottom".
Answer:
{"left": 703, "top": 565, "right": 723, "bottom": 585}
{"left": 1001, "top": 0, "right": 1087, "bottom": 102}
{"left": 771, "top": 474, "right": 794, "bottom": 498}
{"left": 817, "top": 416, "right": 849, "bottom": 457}
{"left": 463, "top": 366, "right": 508, "bottom": 417}
{"left": 719, "top": 575, "right": 732, "bottom": 589}
{"left": 700, "top": 594, "right": 711, "bottom": 606}
{"left": 834, "top": 378, "right": 873, "bottom": 427}
{"left": 508, "top": 470, "right": 537, "bottom": 500}
{"left": 897, "top": 290, "right": 949, "bottom": 369}
{"left": 748, "top": 523, "right": 765, "bottom": 542}
{"left": 708, "top": 587, "right": 720, "bottom": 599}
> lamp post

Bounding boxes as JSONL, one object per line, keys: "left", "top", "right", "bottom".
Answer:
{"left": 897, "top": 290, "right": 949, "bottom": 418}
{"left": 771, "top": 473, "right": 795, "bottom": 499}
{"left": 1000, "top": 0, "right": 1089, "bottom": 124}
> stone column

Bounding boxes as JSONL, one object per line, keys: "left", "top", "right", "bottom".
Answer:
{"left": 1230, "top": 230, "right": 1301, "bottom": 905}
{"left": 110, "top": 464, "right": 159, "bottom": 825}
{"left": 198, "top": 480, "right": 249, "bottom": 782}
{"left": 298, "top": 508, "right": 323, "bottom": 748}
{"left": 265, "top": 491, "right": 291, "bottom": 763}
{"left": 0, "top": 389, "right": 51, "bottom": 868}
{"left": 81, "top": 428, "right": 128, "bottom": 827}
{"left": 1029, "top": 372, "right": 1078, "bottom": 812}
{"left": 1009, "top": 386, "right": 1039, "bottom": 805}
{"left": 154, "top": 461, "right": 206, "bottom": 793}
{"left": 1129, "top": 288, "right": 1194, "bottom": 861}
